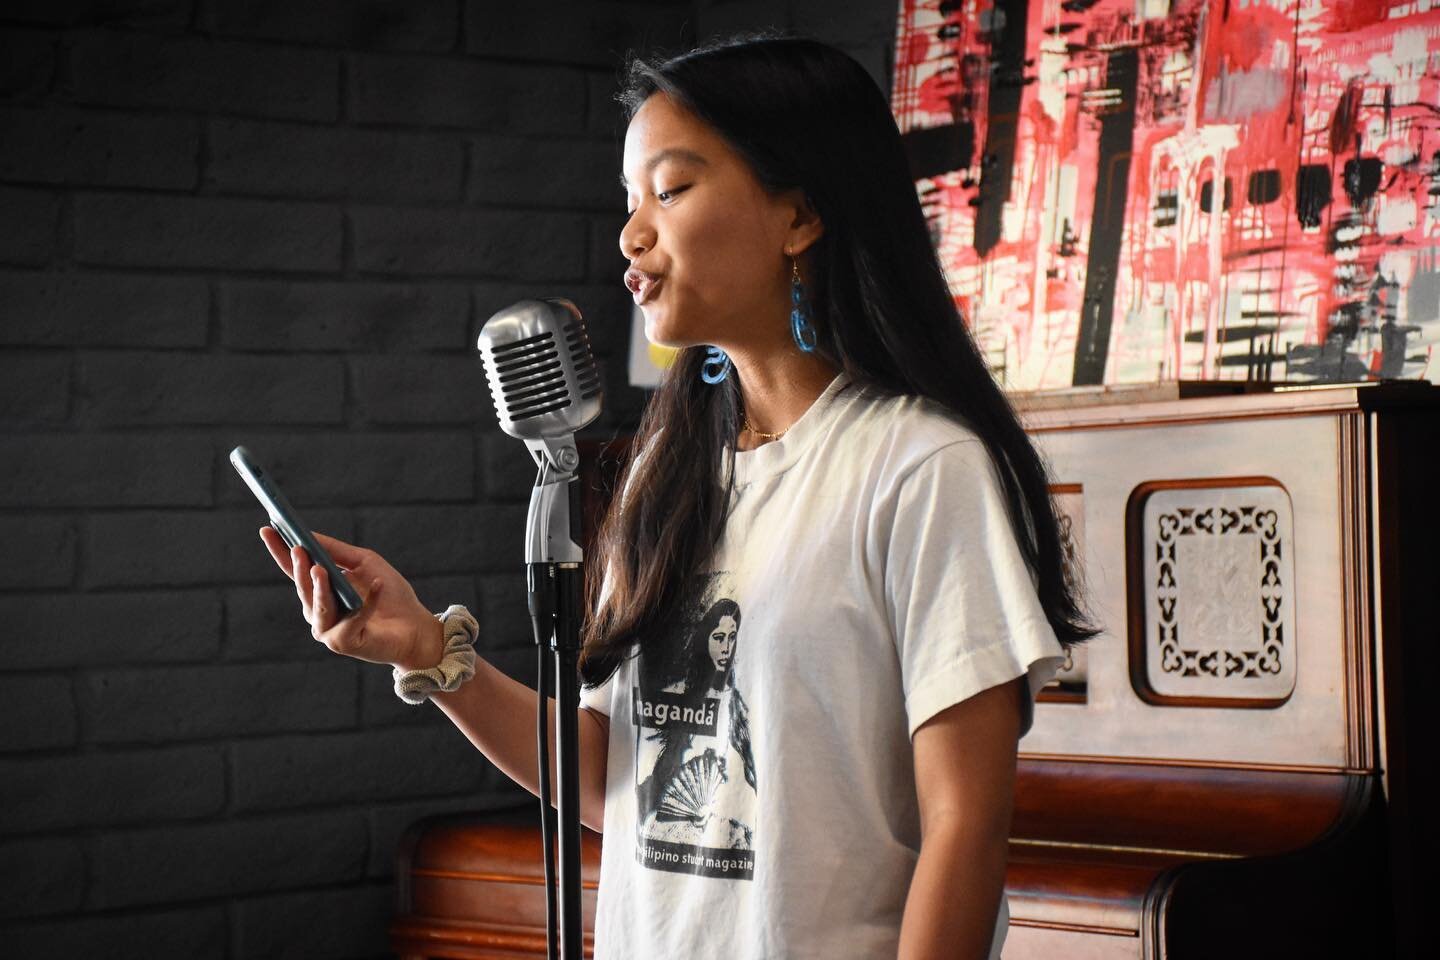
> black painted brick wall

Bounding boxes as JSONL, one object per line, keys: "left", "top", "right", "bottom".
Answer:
{"left": 0, "top": 1, "right": 897, "bottom": 957}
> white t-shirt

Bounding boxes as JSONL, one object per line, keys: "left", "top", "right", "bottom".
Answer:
{"left": 579, "top": 371, "right": 1067, "bottom": 959}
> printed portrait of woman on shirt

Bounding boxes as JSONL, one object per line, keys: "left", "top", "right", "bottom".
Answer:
{"left": 633, "top": 591, "right": 758, "bottom": 871}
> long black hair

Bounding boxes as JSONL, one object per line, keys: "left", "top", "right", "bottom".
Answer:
{"left": 581, "top": 32, "right": 1098, "bottom": 688}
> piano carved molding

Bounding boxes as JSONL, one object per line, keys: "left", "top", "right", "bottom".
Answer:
{"left": 391, "top": 384, "right": 1435, "bottom": 959}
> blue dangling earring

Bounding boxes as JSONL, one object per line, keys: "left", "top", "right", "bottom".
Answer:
{"left": 789, "top": 252, "right": 817, "bottom": 353}
{"left": 700, "top": 345, "right": 731, "bottom": 384}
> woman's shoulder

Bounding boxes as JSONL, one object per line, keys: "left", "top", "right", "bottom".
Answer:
{"left": 837, "top": 383, "right": 984, "bottom": 466}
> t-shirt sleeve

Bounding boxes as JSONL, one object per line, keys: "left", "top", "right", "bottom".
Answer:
{"left": 578, "top": 558, "right": 619, "bottom": 717}
{"left": 884, "top": 439, "right": 1068, "bottom": 740}
{"left": 579, "top": 665, "right": 617, "bottom": 716}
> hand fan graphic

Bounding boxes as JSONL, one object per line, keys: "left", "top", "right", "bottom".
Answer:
{"left": 656, "top": 749, "right": 725, "bottom": 823}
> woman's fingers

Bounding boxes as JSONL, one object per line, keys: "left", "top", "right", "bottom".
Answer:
{"left": 310, "top": 564, "right": 334, "bottom": 636}
{"left": 290, "top": 545, "right": 313, "bottom": 620}
{"left": 313, "top": 573, "right": 383, "bottom": 659}
{"left": 256, "top": 526, "right": 403, "bottom": 664}
{"left": 311, "top": 531, "right": 367, "bottom": 570}
{"left": 258, "top": 526, "right": 297, "bottom": 580}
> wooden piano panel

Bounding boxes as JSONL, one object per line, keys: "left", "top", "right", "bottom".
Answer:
{"left": 1023, "top": 410, "right": 1356, "bottom": 769}
{"left": 1003, "top": 924, "right": 1139, "bottom": 960}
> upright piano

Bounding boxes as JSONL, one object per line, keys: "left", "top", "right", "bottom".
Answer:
{"left": 391, "top": 383, "right": 1435, "bottom": 959}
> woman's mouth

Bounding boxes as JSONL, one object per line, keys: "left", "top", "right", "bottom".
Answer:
{"left": 625, "top": 268, "right": 662, "bottom": 305}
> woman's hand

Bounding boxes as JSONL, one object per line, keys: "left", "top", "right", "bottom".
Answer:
{"left": 257, "top": 527, "right": 444, "bottom": 671}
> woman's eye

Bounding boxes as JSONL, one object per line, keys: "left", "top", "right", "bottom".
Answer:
{"left": 624, "top": 186, "right": 687, "bottom": 212}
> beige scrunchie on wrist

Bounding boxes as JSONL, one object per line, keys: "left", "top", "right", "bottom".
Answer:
{"left": 392, "top": 605, "right": 479, "bottom": 705}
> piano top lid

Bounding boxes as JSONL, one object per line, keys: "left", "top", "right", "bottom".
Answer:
{"left": 1013, "top": 379, "right": 1439, "bottom": 432}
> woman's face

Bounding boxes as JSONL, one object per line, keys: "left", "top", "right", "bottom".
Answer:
{"left": 708, "top": 614, "right": 739, "bottom": 673}
{"left": 619, "top": 93, "right": 806, "bottom": 352}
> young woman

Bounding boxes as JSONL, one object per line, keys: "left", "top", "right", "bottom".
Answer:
{"left": 260, "top": 32, "right": 1094, "bottom": 960}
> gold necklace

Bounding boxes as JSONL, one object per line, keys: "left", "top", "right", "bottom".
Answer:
{"left": 741, "top": 411, "right": 785, "bottom": 441}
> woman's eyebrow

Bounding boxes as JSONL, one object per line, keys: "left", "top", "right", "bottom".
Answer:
{"left": 619, "top": 147, "right": 710, "bottom": 189}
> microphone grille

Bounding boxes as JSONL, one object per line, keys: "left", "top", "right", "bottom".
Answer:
{"left": 563, "top": 317, "right": 603, "bottom": 402}
{"left": 478, "top": 299, "right": 603, "bottom": 438}
{"left": 488, "top": 319, "right": 600, "bottom": 422}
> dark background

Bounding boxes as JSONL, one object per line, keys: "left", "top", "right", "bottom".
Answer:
{"left": 0, "top": 1, "right": 897, "bottom": 956}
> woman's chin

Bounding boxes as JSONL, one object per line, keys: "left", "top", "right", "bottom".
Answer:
{"left": 644, "top": 315, "right": 694, "bottom": 350}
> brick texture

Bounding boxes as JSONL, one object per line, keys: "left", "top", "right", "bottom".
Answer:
{"left": 206, "top": 118, "right": 464, "bottom": 202}
{"left": 232, "top": 883, "right": 395, "bottom": 959}
{"left": 0, "top": 434, "right": 214, "bottom": 507}
{"left": 0, "top": 3, "right": 895, "bottom": 953}
{"left": 67, "top": 31, "right": 340, "bottom": 121}
{"left": 358, "top": 503, "right": 526, "bottom": 575}
{"left": 0, "top": 836, "right": 86, "bottom": 920}
{"left": 350, "top": 205, "right": 586, "bottom": 279}
{"left": 0, "top": 590, "right": 222, "bottom": 669}
{"left": 351, "top": 354, "right": 489, "bottom": 424}
{"left": 231, "top": 725, "right": 491, "bottom": 811}
{"left": 219, "top": 279, "right": 469, "bottom": 352}
{"left": 479, "top": 568, "right": 539, "bottom": 649}
{"left": 73, "top": 193, "right": 342, "bottom": 272}
{"left": 366, "top": 794, "right": 532, "bottom": 877}
{"left": 212, "top": 431, "right": 475, "bottom": 505}
{"left": 4, "top": 1, "right": 192, "bottom": 30}
{"left": 0, "top": 353, "right": 70, "bottom": 422}
{"left": 0, "top": 674, "right": 77, "bottom": 751}
{"left": 0, "top": 516, "right": 77, "bottom": 589}
{"left": 204, "top": 0, "right": 459, "bottom": 52}
{"left": 85, "top": 508, "right": 353, "bottom": 587}
{"left": 0, "top": 185, "right": 59, "bottom": 264}
{"left": 349, "top": 54, "right": 585, "bottom": 131}
{"left": 0, "top": 271, "right": 209, "bottom": 347}
{"left": 79, "top": 660, "right": 359, "bottom": 743}
{"left": 478, "top": 428, "right": 541, "bottom": 501}
{"left": 461, "top": 0, "right": 694, "bottom": 67}
{"left": 588, "top": 211, "right": 630, "bottom": 284}
{"left": 78, "top": 353, "right": 345, "bottom": 425}
{"left": 0, "top": 105, "right": 198, "bottom": 189}
{"left": 469, "top": 134, "right": 620, "bottom": 210}
{"left": 1, "top": 907, "right": 227, "bottom": 960}
{"left": 0, "top": 28, "right": 57, "bottom": 101}
{"left": 88, "top": 810, "right": 368, "bottom": 908}
{"left": 0, "top": 746, "right": 225, "bottom": 834}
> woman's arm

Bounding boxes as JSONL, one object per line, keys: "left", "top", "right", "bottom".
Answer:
{"left": 897, "top": 676, "right": 1024, "bottom": 960}
{"left": 259, "top": 527, "right": 610, "bottom": 833}
{"left": 432, "top": 661, "right": 610, "bottom": 833}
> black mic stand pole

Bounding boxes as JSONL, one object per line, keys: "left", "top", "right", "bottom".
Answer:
{"left": 552, "top": 560, "right": 585, "bottom": 960}
{"left": 527, "top": 556, "right": 559, "bottom": 960}
{"left": 524, "top": 442, "right": 585, "bottom": 960}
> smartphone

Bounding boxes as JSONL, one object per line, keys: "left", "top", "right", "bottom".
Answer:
{"left": 229, "top": 445, "right": 363, "bottom": 616}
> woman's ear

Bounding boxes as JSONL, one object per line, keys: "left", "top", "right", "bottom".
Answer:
{"left": 782, "top": 188, "right": 824, "bottom": 256}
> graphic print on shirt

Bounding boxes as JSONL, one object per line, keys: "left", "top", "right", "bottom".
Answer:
{"left": 631, "top": 574, "right": 757, "bottom": 881}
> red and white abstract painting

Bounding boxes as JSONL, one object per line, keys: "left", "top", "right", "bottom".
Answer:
{"left": 892, "top": 0, "right": 1440, "bottom": 388}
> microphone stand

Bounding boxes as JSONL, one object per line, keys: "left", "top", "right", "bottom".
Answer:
{"left": 524, "top": 437, "right": 585, "bottom": 960}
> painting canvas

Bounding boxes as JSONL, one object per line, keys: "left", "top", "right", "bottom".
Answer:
{"left": 891, "top": 0, "right": 1440, "bottom": 389}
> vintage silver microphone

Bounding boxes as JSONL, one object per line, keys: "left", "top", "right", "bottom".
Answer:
{"left": 476, "top": 297, "right": 602, "bottom": 960}
{"left": 477, "top": 298, "right": 603, "bottom": 565}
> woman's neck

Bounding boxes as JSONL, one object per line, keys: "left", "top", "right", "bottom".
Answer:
{"left": 729, "top": 349, "right": 840, "bottom": 451}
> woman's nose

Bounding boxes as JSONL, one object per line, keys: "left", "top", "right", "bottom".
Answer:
{"left": 618, "top": 211, "right": 653, "bottom": 261}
